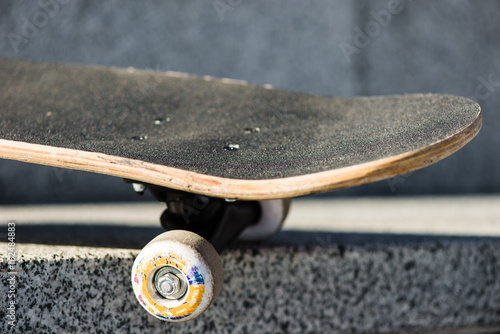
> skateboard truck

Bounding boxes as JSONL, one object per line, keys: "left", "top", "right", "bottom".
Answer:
{"left": 126, "top": 179, "right": 289, "bottom": 321}
{"left": 0, "top": 59, "right": 481, "bottom": 323}
{"left": 128, "top": 181, "right": 264, "bottom": 252}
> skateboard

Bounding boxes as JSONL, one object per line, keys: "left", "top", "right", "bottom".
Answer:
{"left": 0, "top": 59, "right": 481, "bottom": 322}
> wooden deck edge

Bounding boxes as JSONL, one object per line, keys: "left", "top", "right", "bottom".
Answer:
{"left": 0, "top": 103, "right": 481, "bottom": 200}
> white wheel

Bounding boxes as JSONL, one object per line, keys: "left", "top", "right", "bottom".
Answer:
{"left": 238, "top": 199, "right": 291, "bottom": 241}
{"left": 131, "top": 230, "right": 223, "bottom": 322}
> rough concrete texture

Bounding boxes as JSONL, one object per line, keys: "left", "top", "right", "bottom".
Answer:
{"left": 0, "top": 236, "right": 499, "bottom": 333}
{"left": 0, "top": 197, "right": 499, "bottom": 332}
{"left": 0, "top": 1, "right": 499, "bottom": 203}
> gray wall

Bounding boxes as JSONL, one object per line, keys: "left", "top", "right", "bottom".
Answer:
{"left": 0, "top": 0, "right": 499, "bottom": 203}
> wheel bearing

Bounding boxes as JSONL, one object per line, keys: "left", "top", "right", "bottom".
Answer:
{"left": 153, "top": 266, "right": 188, "bottom": 300}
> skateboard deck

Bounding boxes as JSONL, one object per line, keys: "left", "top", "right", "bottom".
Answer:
{"left": 0, "top": 59, "right": 483, "bottom": 322}
{"left": 0, "top": 59, "right": 481, "bottom": 200}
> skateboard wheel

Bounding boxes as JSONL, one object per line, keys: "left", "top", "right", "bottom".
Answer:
{"left": 131, "top": 230, "right": 223, "bottom": 322}
{"left": 238, "top": 199, "right": 291, "bottom": 241}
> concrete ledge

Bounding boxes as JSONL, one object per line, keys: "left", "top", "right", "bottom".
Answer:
{"left": 0, "top": 198, "right": 499, "bottom": 333}
{"left": 1, "top": 236, "right": 499, "bottom": 333}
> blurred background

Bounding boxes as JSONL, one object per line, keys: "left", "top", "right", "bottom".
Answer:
{"left": 0, "top": 0, "right": 499, "bottom": 204}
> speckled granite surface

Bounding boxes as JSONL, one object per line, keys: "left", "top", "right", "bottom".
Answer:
{"left": 0, "top": 236, "right": 499, "bottom": 333}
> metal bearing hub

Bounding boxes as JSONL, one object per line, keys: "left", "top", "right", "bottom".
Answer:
{"left": 153, "top": 266, "right": 188, "bottom": 300}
